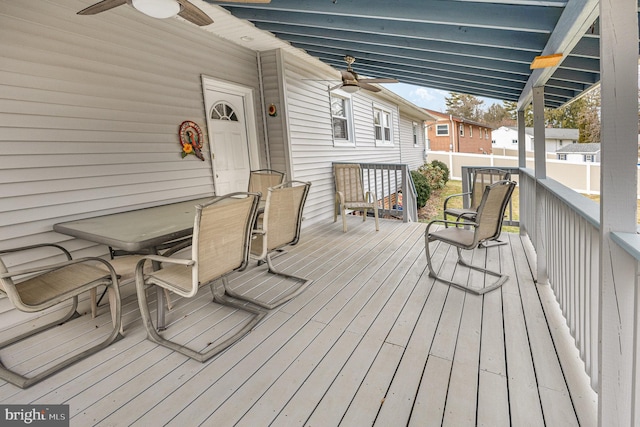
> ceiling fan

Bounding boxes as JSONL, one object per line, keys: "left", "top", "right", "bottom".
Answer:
{"left": 329, "top": 56, "right": 399, "bottom": 93}
{"left": 77, "top": 0, "right": 272, "bottom": 27}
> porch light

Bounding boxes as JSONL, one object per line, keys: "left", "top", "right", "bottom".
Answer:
{"left": 530, "top": 53, "right": 563, "bottom": 69}
{"left": 131, "top": 0, "right": 181, "bottom": 19}
{"left": 341, "top": 83, "right": 360, "bottom": 93}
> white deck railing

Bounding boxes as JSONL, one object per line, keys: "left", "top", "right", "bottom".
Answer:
{"left": 520, "top": 169, "right": 601, "bottom": 389}
{"left": 338, "top": 162, "right": 418, "bottom": 223}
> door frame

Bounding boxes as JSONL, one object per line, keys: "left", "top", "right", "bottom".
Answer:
{"left": 201, "top": 75, "right": 261, "bottom": 193}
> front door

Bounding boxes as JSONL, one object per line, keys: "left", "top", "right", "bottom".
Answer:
{"left": 202, "top": 78, "right": 258, "bottom": 195}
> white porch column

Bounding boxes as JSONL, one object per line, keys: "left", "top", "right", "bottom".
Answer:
{"left": 598, "top": 0, "right": 639, "bottom": 424}
{"left": 517, "top": 110, "right": 527, "bottom": 237}
{"left": 517, "top": 110, "right": 526, "bottom": 168}
{"left": 533, "top": 86, "right": 547, "bottom": 285}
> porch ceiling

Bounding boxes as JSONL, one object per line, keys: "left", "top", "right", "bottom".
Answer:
{"left": 208, "top": 0, "right": 633, "bottom": 109}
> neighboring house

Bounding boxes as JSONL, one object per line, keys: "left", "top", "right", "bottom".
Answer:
{"left": 0, "top": 1, "right": 432, "bottom": 319}
{"left": 424, "top": 109, "right": 493, "bottom": 154}
{"left": 492, "top": 126, "right": 579, "bottom": 153}
{"left": 555, "top": 143, "right": 601, "bottom": 162}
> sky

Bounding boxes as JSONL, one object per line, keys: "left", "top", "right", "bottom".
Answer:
{"left": 380, "top": 82, "right": 501, "bottom": 113}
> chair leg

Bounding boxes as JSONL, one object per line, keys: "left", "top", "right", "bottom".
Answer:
{"left": 373, "top": 206, "right": 379, "bottom": 231}
{"left": 341, "top": 207, "right": 348, "bottom": 233}
{"left": 137, "top": 277, "right": 266, "bottom": 363}
{"left": 224, "top": 252, "right": 313, "bottom": 309}
{"left": 0, "top": 283, "right": 122, "bottom": 389}
{"left": 90, "top": 288, "right": 97, "bottom": 318}
{"left": 425, "top": 234, "right": 507, "bottom": 295}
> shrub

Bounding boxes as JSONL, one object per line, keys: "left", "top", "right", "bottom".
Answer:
{"left": 410, "top": 170, "right": 431, "bottom": 208}
{"left": 429, "top": 160, "right": 450, "bottom": 184}
{"left": 417, "top": 162, "right": 448, "bottom": 191}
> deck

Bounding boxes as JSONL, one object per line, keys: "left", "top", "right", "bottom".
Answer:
{"left": 0, "top": 217, "right": 596, "bottom": 426}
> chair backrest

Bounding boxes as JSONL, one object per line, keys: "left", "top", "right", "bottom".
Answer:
{"left": 474, "top": 180, "right": 517, "bottom": 244}
{"left": 333, "top": 163, "right": 366, "bottom": 203}
{"left": 193, "top": 192, "right": 260, "bottom": 285}
{"left": 252, "top": 181, "right": 311, "bottom": 257}
{"left": 470, "top": 169, "right": 511, "bottom": 210}
{"left": 248, "top": 169, "right": 285, "bottom": 197}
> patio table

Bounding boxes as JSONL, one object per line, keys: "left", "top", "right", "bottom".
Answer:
{"left": 54, "top": 197, "right": 211, "bottom": 330}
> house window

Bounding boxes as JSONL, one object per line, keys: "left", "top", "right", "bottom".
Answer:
{"left": 412, "top": 122, "right": 418, "bottom": 146}
{"left": 558, "top": 154, "right": 567, "bottom": 160}
{"left": 585, "top": 154, "right": 595, "bottom": 162}
{"left": 436, "top": 124, "right": 449, "bottom": 136}
{"left": 373, "top": 107, "right": 392, "bottom": 145}
{"left": 459, "top": 124, "right": 464, "bottom": 137}
{"left": 469, "top": 126, "right": 473, "bottom": 137}
{"left": 512, "top": 139, "right": 518, "bottom": 144}
{"left": 485, "top": 129, "right": 489, "bottom": 139}
{"left": 492, "top": 139, "right": 496, "bottom": 144}
{"left": 331, "top": 94, "right": 353, "bottom": 146}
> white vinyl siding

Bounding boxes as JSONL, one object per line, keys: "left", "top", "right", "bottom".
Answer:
{"left": 0, "top": 2, "right": 266, "bottom": 317}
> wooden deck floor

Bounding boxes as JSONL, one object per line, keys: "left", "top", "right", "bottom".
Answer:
{"left": 0, "top": 217, "right": 597, "bottom": 426}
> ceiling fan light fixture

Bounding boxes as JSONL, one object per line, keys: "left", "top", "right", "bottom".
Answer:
{"left": 341, "top": 83, "right": 360, "bottom": 94}
{"left": 131, "top": 0, "right": 181, "bottom": 19}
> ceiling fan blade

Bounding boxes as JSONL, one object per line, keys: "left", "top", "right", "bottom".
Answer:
{"left": 328, "top": 83, "right": 344, "bottom": 92}
{"left": 77, "top": 0, "right": 126, "bottom": 15}
{"left": 359, "top": 78, "right": 399, "bottom": 84}
{"left": 177, "top": 0, "right": 213, "bottom": 26}
{"left": 341, "top": 69, "right": 356, "bottom": 81}
{"left": 359, "top": 82, "right": 382, "bottom": 92}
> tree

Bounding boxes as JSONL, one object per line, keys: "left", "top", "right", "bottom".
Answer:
{"left": 445, "top": 93, "right": 484, "bottom": 121}
{"left": 503, "top": 101, "right": 533, "bottom": 126}
{"left": 578, "top": 88, "right": 601, "bottom": 142}
{"left": 483, "top": 103, "right": 514, "bottom": 128}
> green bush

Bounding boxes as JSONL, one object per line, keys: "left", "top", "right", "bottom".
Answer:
{"left": 410, "top": 170, "right": 431, "bottom": 208}
{"left": 417, "top": 161, "right": 448, "bottom": 191}
{"left": 429, "top": 160, "right": 450, "bottom": 184}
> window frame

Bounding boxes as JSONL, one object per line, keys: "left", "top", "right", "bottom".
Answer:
{"left": 373, "top": 105, "right": 393, "bottom": 146}
{"left": 436, "top": 124, "right": 449, "bottom": 136}
{"left": 330, "top": 92, "right": 355, "bottom": 147}
{"left": 412, "top": 122, "right": 419, "bottom": 147}
{"left": 459, "top": 124, "right": 464, "bottom": 137}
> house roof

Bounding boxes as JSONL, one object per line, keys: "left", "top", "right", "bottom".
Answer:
{"left": 205, "top": 0, "right": 610, "bottom": 110}
{"left": 499, "top": 126, "right": 580, "bottom": 139}
{"left": 423, "top": 109, "right": 493, "bottom": 129}
{"left": 555, "top": 142, "right": 601, "bottom": 153}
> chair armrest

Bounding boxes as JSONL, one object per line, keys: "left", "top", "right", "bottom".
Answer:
{"left": 425, "top": 218, "right": 478, "bottom": 235}
{"left": 443, "top": 192, "right": 471, "bottom": 210}
{"left": 0, "top": 243, "right": 72, "bottom": 260}
{"left": 0, "top": 256, "right": 116, "bottom": 280}
{"left": 365, "top": 191, "right": 377, "bottom": 204}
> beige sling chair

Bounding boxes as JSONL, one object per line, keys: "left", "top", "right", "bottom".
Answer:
{"left": 248, "top": 169, "right": 286, "bottom": 196}
{"left": 333, "top": 163, "right": 379, "bottom": 232}
{"left": 444, "top": 168, "right": 511, "bottom": 246}
{"left": 134, "top": 192, "right": 267, "bottom": 362}
{"left": 226, "top": 181, "right": 312, "bottom": 309}
{"left": 444, "top": 168, "right": 511, "bottom": 224}
{"left": 425, "top": 180, "right": 516, "bottom": 295}
{"left": 0, "top": 244, "right": 122, "bottom": 388}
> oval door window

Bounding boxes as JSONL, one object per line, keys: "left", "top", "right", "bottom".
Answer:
{"left": 211, "top": 102, "right": 238, "bottom": 121}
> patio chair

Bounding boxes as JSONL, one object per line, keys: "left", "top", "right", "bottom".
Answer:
{"left": 0, "top": 244, "right": 122, "bottom": 388}
{"left": 134, "top": 192, "right": 267, "bottom": 362}
{"left": 226, "top": 181, "right": 312, "bottom": 309}
{"left": 425, "top": 180, "right": 516, "bottom": 295}
{"left": 248, "top": 169, "right": 286, "bottom": 197}
{"left": 91, "top": 236, "right": 193, "bottom": 318}
{"left": 333, "top": 163, "right": 379, "bottom": 233}
{"left": 443, "top": 168, "right": 511, "bottom": 225}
